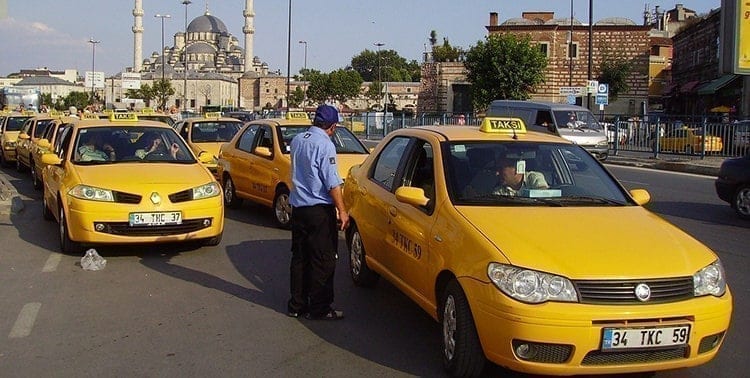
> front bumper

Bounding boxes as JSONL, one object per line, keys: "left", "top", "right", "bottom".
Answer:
{"left": 461, "top": 278, "right": 732, "bottom": 376}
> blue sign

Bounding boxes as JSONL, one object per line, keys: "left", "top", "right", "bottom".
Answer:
{"left": 595, "top": 94, "right": 609, "bottom": 105}
{"left": 597, "top": 83, "right": 609, "bottom": 95}
{"left": 566, "top": 94, "right": 576, "bottom": 105}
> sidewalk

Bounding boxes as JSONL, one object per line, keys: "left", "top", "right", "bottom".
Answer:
{"left": 0, "top": 173, "right": 24, "bottom": 215}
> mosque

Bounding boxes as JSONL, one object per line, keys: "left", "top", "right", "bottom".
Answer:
{"left": 109, "top": 0, "right": 288, "bottom": 112}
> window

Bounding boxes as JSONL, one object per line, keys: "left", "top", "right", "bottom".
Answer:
{"left": 538, "top": 42, "right": 549, "bottom": 57}
{"left": 371, "top": 136, "right": 410, "bottom": 191}
{"left": 238, "top": 124, "right": 259, "bottom": 152}
{"left": 568, "top": 42, "right": 579, "bottom": 59}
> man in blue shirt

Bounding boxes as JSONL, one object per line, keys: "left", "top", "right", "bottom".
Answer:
{"left": 287, "top": 104, "right": 349, "bottom": 320}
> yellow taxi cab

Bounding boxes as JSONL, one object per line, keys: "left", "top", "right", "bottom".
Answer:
{"left": 30, "top": 117, "right": 75, "bottom": 190}
{"left": 659, "top": 127, "right": 723, "bottom": 154}
{"left": 134, "top": 107, "right": 176, "bottom": 126}
{"left": 217, "top": 111, "right": 369, "bottom": 228}
{"left": 172, "top": 112, "right": 243, "bottom": 178}
{"left": 40, "top": 112, "right": 224, "bottom": 254}
{"left": 0, "top": 110, "right": 35, "bottom": 167}
{"left": 342, "top": 117, "right": 732, "bottom": 376}
{"left": 15, "top": 112, "right": 73, "bottom": 173}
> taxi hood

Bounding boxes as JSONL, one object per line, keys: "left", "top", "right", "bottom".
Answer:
{"left": 336, "top": 154, "right": 369, "bottom": 180}
{"left": 192, "top": 142, "right": 223, "bottom": 158}
{"left": 73, "top": 163, "right": 214, "bottom": 188}
{"left": 457, "top": 206, "right": 716, "bottom": 279}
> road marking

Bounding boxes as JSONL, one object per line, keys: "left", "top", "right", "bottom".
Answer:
{"left": 9, "top": 302, "right": 42, "bottom": 338}
{"left": 42, "top": 254, "right": 62, "bottom": 272}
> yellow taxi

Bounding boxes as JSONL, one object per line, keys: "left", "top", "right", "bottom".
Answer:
{"left": 0, "top": 110, "right": 35, "bottom": 167}
{"left": 134, "top": 108, "right": 176, "bottom": 126}
{"left": 172, "top": 112, "right": 243, "bottom": 179}
{"left": 15, "top": 112, "right": 73, "bottom": 174}
{"left": 30, "top": 117, "right": 75, "bottom": 190}
{"left": 40, "top": 113, "right": 224, "bottom": 254}
{"left": 342, "top": 117, "right": 732, "bottom": 376}
{"left": 217, "top": 111, "right": 369, "bottom": 228}
{"left": 659, "top": 127, "right": 723, "bottom": 154}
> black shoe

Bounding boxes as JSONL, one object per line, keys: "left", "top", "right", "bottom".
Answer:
{"left": 287, "top": 308, "right": 307, "bottom": 318}
{"left": 305, "top": 309, "right": 344, "bottom": 321}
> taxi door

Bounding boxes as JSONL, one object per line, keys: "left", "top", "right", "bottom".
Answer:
{"left": 381, "top": 139, "right": 436, "bottom": 297}
{"left": 43, "top": 126, "right": 74, "bottom": 216}
{"left": 223, "top": 124, "right": 259, "bottom": 200}
{"left": 245, "top": 124, "right": 278, "bottom": 206}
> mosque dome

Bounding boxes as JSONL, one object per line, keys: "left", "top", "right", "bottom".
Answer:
{"left": 187, "top": 13, "right": 228, "bottom": 34}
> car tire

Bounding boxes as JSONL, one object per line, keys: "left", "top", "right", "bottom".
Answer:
{"left": 0, "top": 152, "right": 8, "bottom": 167}
{"left": 59, "top": 204, "right": 82, "bottom": 254}
{"left": 273, "top": 187, "right": 291, "bottom": 229}
{"left": 42, "top": 194, "right": 54, "bottom": 221}
{"left": 733, "top": 184, "right": 750, "bottom": 220}
{"left": 203, "top": 231, "right": 223, "bottom": 246}
{"left": 31, "top": 161, "right": 42, "bottom": 190}
{"left": 440, "top": 280, "right": 485, "bottom": 377}
{"left": 16, "top": 155, "right": 24, "bottom": 172}
{"left": 223, "top": 176, "right": 242, "bottom": 208}
{"left": 347, "top": 223, "right": 379, "bottom": 287}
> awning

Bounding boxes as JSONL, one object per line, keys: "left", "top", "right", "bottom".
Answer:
{"left": 679, "top": 80, "right": 700, "bottom": 94}
{"left": 697, "top": 74, "right": 740, "bottom": 95}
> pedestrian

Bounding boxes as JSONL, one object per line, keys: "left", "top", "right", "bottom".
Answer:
{"left": 287, "top": 104, "right": 349, "bottom": 321}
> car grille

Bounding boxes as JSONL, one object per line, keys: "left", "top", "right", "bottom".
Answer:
{"left": 113, "top": 191, "right": 142, "bottom": 204}
{"left": 97, "top": 218, "right": 213, "bottom": 236}
{"left": 581, "top": 347, "right": 688, "bottom": 365}
{"left": 168, "top": 189, "right": 192, "bottom": 203}
{"left": 574, "top": 277, "right": 694, "bottom": 304}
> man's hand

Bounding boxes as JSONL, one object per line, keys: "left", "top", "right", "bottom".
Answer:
{"left": 337, "top": 210, "right": 350, "bottom": 231}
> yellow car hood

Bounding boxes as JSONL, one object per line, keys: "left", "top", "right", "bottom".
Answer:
{"left": 337, "top": 154, "right": 368, "bottom": 179}
{"left": 74, "top": 164, "right": 213, "bottom": 190}
{"left": 193, "top": 142, "right": 223, "bottom": 158}
{"left": 457, "top": 206, "right": 716, "bottom": 279}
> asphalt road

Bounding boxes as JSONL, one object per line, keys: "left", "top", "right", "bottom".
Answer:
{"left": 0, "top": 164, "right": 746, "bottom": 377}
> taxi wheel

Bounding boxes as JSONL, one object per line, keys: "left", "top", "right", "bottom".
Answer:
{"left": 15, "top": 156, "right": 24, "bottom": 172}
{"left": 440, "top": 280, "right": 485, "bottom": 377}
{"left": 223, "top": 176, "right": 242, "bottom": 208}
{"left": 0, "top": 152, "right": 7, "bottom": 167}
{"left": 734, "top": 185, "right": 750, "bottom": 220}
{"left": 273, "top": 188, "right": 292, "bottom": 229}
{"left": 203, "top": 231, "right": 223, "bottom": 246}
{"left": 58, "top": 204, "right": 82, "bottom": 254}
{"left": 42, "top": 194, "right": 54, "bottom": 221}
{"left": 347, "top": 224, "right": 379, "bottom": 287}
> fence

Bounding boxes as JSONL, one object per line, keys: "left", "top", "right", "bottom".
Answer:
{"left": 341, "top": 112, "right": 749, "bottom": 159}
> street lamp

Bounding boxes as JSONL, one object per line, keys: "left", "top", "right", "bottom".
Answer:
{"left": 374, "top": 42, "right": 385, "bottom": 111}
{"left": 569, "top": 0, "right": 574, "bottom": 87}
{"left": 298, "top": 40, "right": 307, "bottom": 72}
{"left": 182, "top": 1, "right": 191, "bottom": 112}
{"left": 285, "top": 0, "right": 292, "bottom": 110}
{"left": 298, "top": 40, "right": 307, "bottom": 104}
{"left": 155, "top": 13, "right": 171, "bottom": 111}
{"left": 88, "top": 38, "right": 100, "bottom": 103}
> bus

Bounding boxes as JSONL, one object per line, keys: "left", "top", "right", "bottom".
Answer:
{"left": 0, "top": 87, "right": 41, "bottom": 111}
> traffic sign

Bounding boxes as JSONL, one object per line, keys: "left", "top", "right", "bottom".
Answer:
{"left": 587, "top": 80, "right": 598, "bottom": 94}
{"left": 567, "top": 94, "right": 576, "bottom": 105}
{"left": 559, "top": 86, "right": 584, "bottom": 96}
{"left": 595, "top": 93, "right": 609, "bottom": 105}
{"left": 597, "top": 83, "right": 609, "bottom": 95}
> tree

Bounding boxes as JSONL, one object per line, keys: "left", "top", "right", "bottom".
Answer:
{"left": 350, "top": 49, "right": 420, "bottom": 82}
{"left": 152, "top": 79, "right": 175, "bottom": 111}
{"left": 62, "top": 92, "right": 90, "bottom": 112}
{"left": 464, "top": 34, "right": 548, "bottom": 111}
{"left": 125, "top": 84, "right": 155, "bottom": 106}
{"left": 306, "top": 69, "right": 363, "bottom": 105}
{"left": 432, "top": 38, "right": 464, "bottom": 62}
{"left": 598, "top": 59, "right": 632, "bottom": 101}
{"left": 288, "top": 86, "right": 305, "bottom": 108}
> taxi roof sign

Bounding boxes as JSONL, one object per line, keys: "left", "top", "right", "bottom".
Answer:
{"left": 285, "top": 111, "right": 309, "bottom": 120}
{"left": 204, "top": 112, "right": 222, "bottom": 118}
{"left": 110, "top": 112, "right": 139, "bottom": 122}
{"left": 82, "top": 113, "right": 100, "bottom": 119}
{"left": 480, "top": 117, "right": 527, "bottom": 134}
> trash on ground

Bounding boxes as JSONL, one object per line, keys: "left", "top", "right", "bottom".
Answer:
{"left": 81, "top": 249, "right": 107, "bottom": 271}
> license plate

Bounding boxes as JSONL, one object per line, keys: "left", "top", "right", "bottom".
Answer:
{"left": 129, "top": 211, "right": 182, "bottom": 226}
{"left": 602, "top": 325, "right": 690, "bottom": 350}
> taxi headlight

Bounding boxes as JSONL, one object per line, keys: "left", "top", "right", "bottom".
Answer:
{"left": 192, "top": 182, "right": 220, "bottom": 199}
{"left": 4, "top": 141, "right": 17, "bottom": 148}
{"left": 488, "top": 263, "right": 578, "bottom": 304}
{"left": 694, "top": 260, "right": 726, "bottom": 297}
{"left": 596, "top": 139, "right": 609, "bottom": 147}
{"left": 68, "top": 185, "right": 114, "bottom": 202}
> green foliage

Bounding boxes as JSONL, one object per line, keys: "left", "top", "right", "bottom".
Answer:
{"left": 432, "top": 38, "right": 464, "bottom": 62}
{"left": 306, "top": 69, "right": 363, "bottom": 105}
{"left": 464, "top": 34, "right": 548, "bottom": 111}
{"left": 288, "top": 86, "right": 305, "bottom": 108}
{"left": 62, "top": 91, "right": 90, "bottom": 111}
{"left": 350, "top": 49, "right": 420, "bottom": 82}
{"left": 152, "top": 79, "right": 175, "bottom": 111}
{"left": 40, "top": 93, "right": 53, "bottom": 109}
{"left": 598, "top": 59, "right": 632, "bottom": 101}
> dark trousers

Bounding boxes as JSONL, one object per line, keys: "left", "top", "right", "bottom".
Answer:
{"left": 288, "top": 205, "right": 338, "bottom": 316}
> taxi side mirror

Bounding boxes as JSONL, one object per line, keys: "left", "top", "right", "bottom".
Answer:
{"left": 629, "top": 189, "right": 651, "bottom": 206}
{"left": 395, "top": 186, "right": 429, "bottom": 207}
{"left": 254, "top": 146, "right": 272, "bottom": 157}
{"left": 37, "top": 139, "right": 51, "bottom": 149}
{"left": 41, "top": 153, "right": 62, "bottom": 166}
{"left": 197, "top": 151, "right": 214, "bottom": 164}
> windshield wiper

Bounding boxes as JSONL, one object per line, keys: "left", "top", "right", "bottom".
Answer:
{"left": 462, "top": 194, "right": 564, "bottom": 207}
{"left": 557, "top": 196, "right": 625, "bottom": 206}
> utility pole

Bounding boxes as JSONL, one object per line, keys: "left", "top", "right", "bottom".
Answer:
{"left": 182, "top": 0, "right": 191, "bottom": 112}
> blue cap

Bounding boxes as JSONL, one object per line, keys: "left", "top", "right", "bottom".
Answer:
{"left": 313, "top": 104, "right": 339, "bottom": 126}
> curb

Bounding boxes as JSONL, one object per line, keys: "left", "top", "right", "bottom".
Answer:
{"left": 0, "top": 174, "right": 24, "bottom": 215}
{"left": 606, "top": 157, "right": 720, "bottom": 177}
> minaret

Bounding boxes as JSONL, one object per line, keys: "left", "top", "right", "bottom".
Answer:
{"left": 132, "top": 0, "right": 144, "bottom": 72}
{"left": 243, "top": 0, "right": 255, "bottom": 72}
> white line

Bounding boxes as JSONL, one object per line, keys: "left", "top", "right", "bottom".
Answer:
{"left": 41, "top": 254, "right": 62, "bottom": 272}
{"left": 9, "top": 302, "right": 42, "bottom": 338}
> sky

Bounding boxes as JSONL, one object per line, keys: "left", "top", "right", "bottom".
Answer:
{"left": 0, "top": 0, "right": 721, "bottom": 78}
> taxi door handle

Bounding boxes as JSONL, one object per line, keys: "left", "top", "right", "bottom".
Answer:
{"left": 388, "top": 206, "right": 397, "bottom": 217}
{"left": 358, "top": 186, "right": 367, "bottom": 195}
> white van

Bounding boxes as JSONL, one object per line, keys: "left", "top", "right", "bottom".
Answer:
{"left": 487, "top": 100, "right": 610, "bottom": 160}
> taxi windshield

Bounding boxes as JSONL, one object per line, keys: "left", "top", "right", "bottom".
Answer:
{"left": 279, "top": 125, "right": 369, "bottom": 154}
{"left": 5, "top": 116, "right": 32, "bottom": 131}
{"left": 190, "top": 121, "right": 242, "bottom": 142}
{"left": 73, "top": 126, "right": 195, "bottom": 164}
{"left": 445, "top": 141, "right": 630, "bottom": 206}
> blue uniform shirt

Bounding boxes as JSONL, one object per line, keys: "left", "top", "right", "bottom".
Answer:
{"left": 289, "top": 126, "right": 343, "bottom": 207}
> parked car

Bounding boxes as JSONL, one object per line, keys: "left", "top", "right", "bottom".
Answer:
{"left": 659, "top": 127, "right": 723, "bottom": 154}
{"left": 715, "top": 153, "right": 750, "bottom": 219}
{"left": 172, "top": 112, "right": 243, "bottom": 178}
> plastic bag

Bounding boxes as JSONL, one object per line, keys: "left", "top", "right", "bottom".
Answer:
{"left": 81, "top": 249, "right": 107, "bottom": 271}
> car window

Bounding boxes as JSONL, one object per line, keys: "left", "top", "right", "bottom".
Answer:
{"left": 371, "top": 136, "right": 410, "bottom": 191}
{"left": 237, "top": 124, "right": 259, "bottom": 153}
{"left": 21, "top": 119, "right": 33, "bottom": 135}
{"left": 257, "top": 125, "right": 274, "bottom": 150}
{"left": 446, "top": 141, "right": 630, "bottom": 206}
{"left": 278, "top": 125, "right": 310, "bottom": 153}
{"left": 34, "top": 119, "right": 55, "bottom": 138}
{"left": 6, "top": 116, "right": 31, "bottom": 131}
{"left": 332, "top": 127, "right": 369, "bottom": 154}
{"left": 71, "top": 126, "right": 194, "bottom": 164}
{"left": 401, "top": 140, "right": 435, "bottom": 212}
{"left": 190, "top": 121, "right": 241, "bottom": 142}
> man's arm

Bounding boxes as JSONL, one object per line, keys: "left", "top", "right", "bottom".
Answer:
{"left": 329, "top": 185, "right": 349, "bottom": 231}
